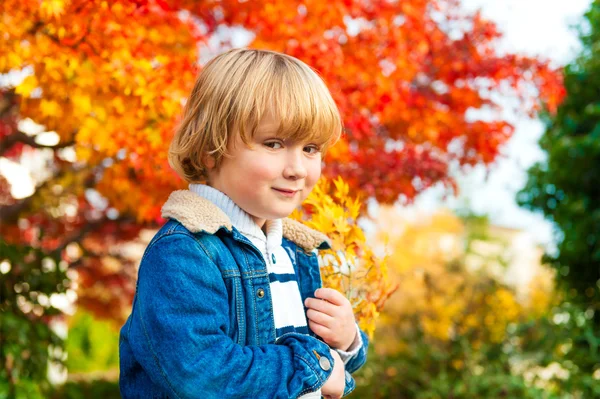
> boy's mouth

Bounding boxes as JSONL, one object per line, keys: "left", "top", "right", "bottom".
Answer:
{"left": 273, "top": 188, "right": 297, "bottom": 193}
{"left": 272, "top": 188, "right": 299, "bottom": 197}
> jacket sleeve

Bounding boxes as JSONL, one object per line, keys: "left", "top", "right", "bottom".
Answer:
{"left": 337, "top": 325, "right": 369, "bottom": 374}
{"left": 335, "top": 322, "right": 369, "bottom": 374}
{"left": 125, "top": 232, "right": 335, "bottom": 399}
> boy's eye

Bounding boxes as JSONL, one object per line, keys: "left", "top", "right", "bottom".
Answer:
{"left": 264, "top": 141, "right": 283, "bottom": 149}
{"left": 304, "top": 145, "right": 320, "bottom": 154}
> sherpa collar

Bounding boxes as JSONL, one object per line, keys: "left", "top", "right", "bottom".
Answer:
{"left": 161, "top": 190, "right": 331, "bottom": 252}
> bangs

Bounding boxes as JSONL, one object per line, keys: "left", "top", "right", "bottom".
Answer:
{"left": 230, "top": 51, "right": 342, "bottom": 151}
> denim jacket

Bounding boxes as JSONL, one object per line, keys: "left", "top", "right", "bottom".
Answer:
{"left": 119, "top": 190, "right": 369, "bottom": 398}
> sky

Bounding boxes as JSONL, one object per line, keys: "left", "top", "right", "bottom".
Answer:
{"left": 410, "top": 0, "right": 592, "bottom": 250}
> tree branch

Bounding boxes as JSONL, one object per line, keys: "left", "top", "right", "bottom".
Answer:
{"left": 49, "top": 217, "right": 110, "bottom": 258}
{"left": 0, "top": 130, "right": 75, "bottom": 156}
{"left": 50, "top": 215, "right": 139, "bottom": 262}
{"left": 0, "top": 196, "right": 35, "bottom": 224}
{"left": 0, "top": 88, "right": 17, "bottom": 117}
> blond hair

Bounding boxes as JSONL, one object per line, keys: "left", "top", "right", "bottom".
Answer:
{"left": 169, "top": 48, "right": 342, "bottom": 183}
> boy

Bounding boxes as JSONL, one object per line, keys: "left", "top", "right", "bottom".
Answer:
{"left": 119, "top": 48, "right": 368, "bottom": 399}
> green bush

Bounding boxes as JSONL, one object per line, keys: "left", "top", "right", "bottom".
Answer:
{"left": 65, "top": 310, "right": 120, "bottom": 373}
{"left": 352, "top": 302, "right": 600, "bottom": 399}
{"left": 49, "top": 379, "right": 121, "bottom": 399}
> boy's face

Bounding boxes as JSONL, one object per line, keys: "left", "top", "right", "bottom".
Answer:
{"left": 206, "top": 111, "right": 322, "bottom": 229}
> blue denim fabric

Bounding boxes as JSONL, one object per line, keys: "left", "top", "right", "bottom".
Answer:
{"left": 119, "top": 219, "right": 368, "bottom": 398}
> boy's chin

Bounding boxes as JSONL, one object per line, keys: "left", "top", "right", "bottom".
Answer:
{"left": 266, "top": 207, "right": 297, "bottom": 220}
{"left": 269, "top": 211, "right": 294, "bottom": 220}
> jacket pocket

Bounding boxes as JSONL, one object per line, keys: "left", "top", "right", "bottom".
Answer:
{"left": 222, "top": 270, "right": 245, "bottom": 345}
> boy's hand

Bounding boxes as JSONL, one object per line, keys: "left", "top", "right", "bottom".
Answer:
{"left": 321, "top": 349, "right": 345, "bottom": 399}
{"left": 305, "top": 288, "right": 357, "bottom": 351}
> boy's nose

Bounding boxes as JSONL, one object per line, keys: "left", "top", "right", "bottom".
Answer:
{"left": 283, "top": 150, "right": 307, "bottom": 180}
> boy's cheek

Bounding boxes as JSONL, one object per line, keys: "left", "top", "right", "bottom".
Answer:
{"left": 305, "top": 170, "right": 321, "bottom": 193}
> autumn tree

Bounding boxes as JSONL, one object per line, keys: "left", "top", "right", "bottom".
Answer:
{"left": 1, "top": 0, "right": 563, "bottom": 394}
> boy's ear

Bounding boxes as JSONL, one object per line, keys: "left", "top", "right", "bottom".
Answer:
{"left": 203, "top": 153, "right": 216, "bottom": 170}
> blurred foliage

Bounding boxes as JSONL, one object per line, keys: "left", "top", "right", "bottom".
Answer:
{"left": 350, "top": 208, "right": 600, "bottom": 398}
{"left": 518, "top": 0, "right": 600, "bottom": 320}
{"left": 371, "top": 208, "right": 555, "bottom": 348}
{"left": 0, "top": 239, "right": 69, "bottom": 399}
{"left": 64, "top": 310, "right": 120, "bottom": 373}
{"left": 353, "top": 301, "right": 600, "bottom": 398}
{"left": 511, "top": 302, "right": 600, "bottom": 397}
{"left": 48, "top": 379, "right": 120, "bottom": 399}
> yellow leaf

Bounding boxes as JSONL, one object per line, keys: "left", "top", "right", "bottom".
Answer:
{"left": 72, "top": 92, "right": 92, "bottom": 114}
{"left": 112, "top": 97, "right": 125, "bottom": 114}
{"left": 40, "top": 0, "right": 70, "bottom": 18}
{"left": 40, "top": 99, "right": 63, "bottom": 117}
{"left": 15, "top": 75, "right": 38, "bottom": 98}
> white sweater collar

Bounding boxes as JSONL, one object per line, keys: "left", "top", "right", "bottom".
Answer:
{"left": 189, "top": 184, "right": 282, "bottom": 251}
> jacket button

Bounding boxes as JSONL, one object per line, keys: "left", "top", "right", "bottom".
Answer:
{"left": 257, "top": 288, "right": 265, "bottom": 298}
{"left": 319, "top": 356, "right": 331, "bottom": 371}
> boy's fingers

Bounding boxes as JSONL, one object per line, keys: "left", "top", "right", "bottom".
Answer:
{"left": 314, "top": 288, "right": 346, "bottom": 306}
{"left": 308, "top": 320, "right": 330, "bottom": 337}
{"left": 306, "top": 309, "right": 333, "bottom": 326}
{"left": 305, "top": 297, "right": 337, "bottom": 315}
